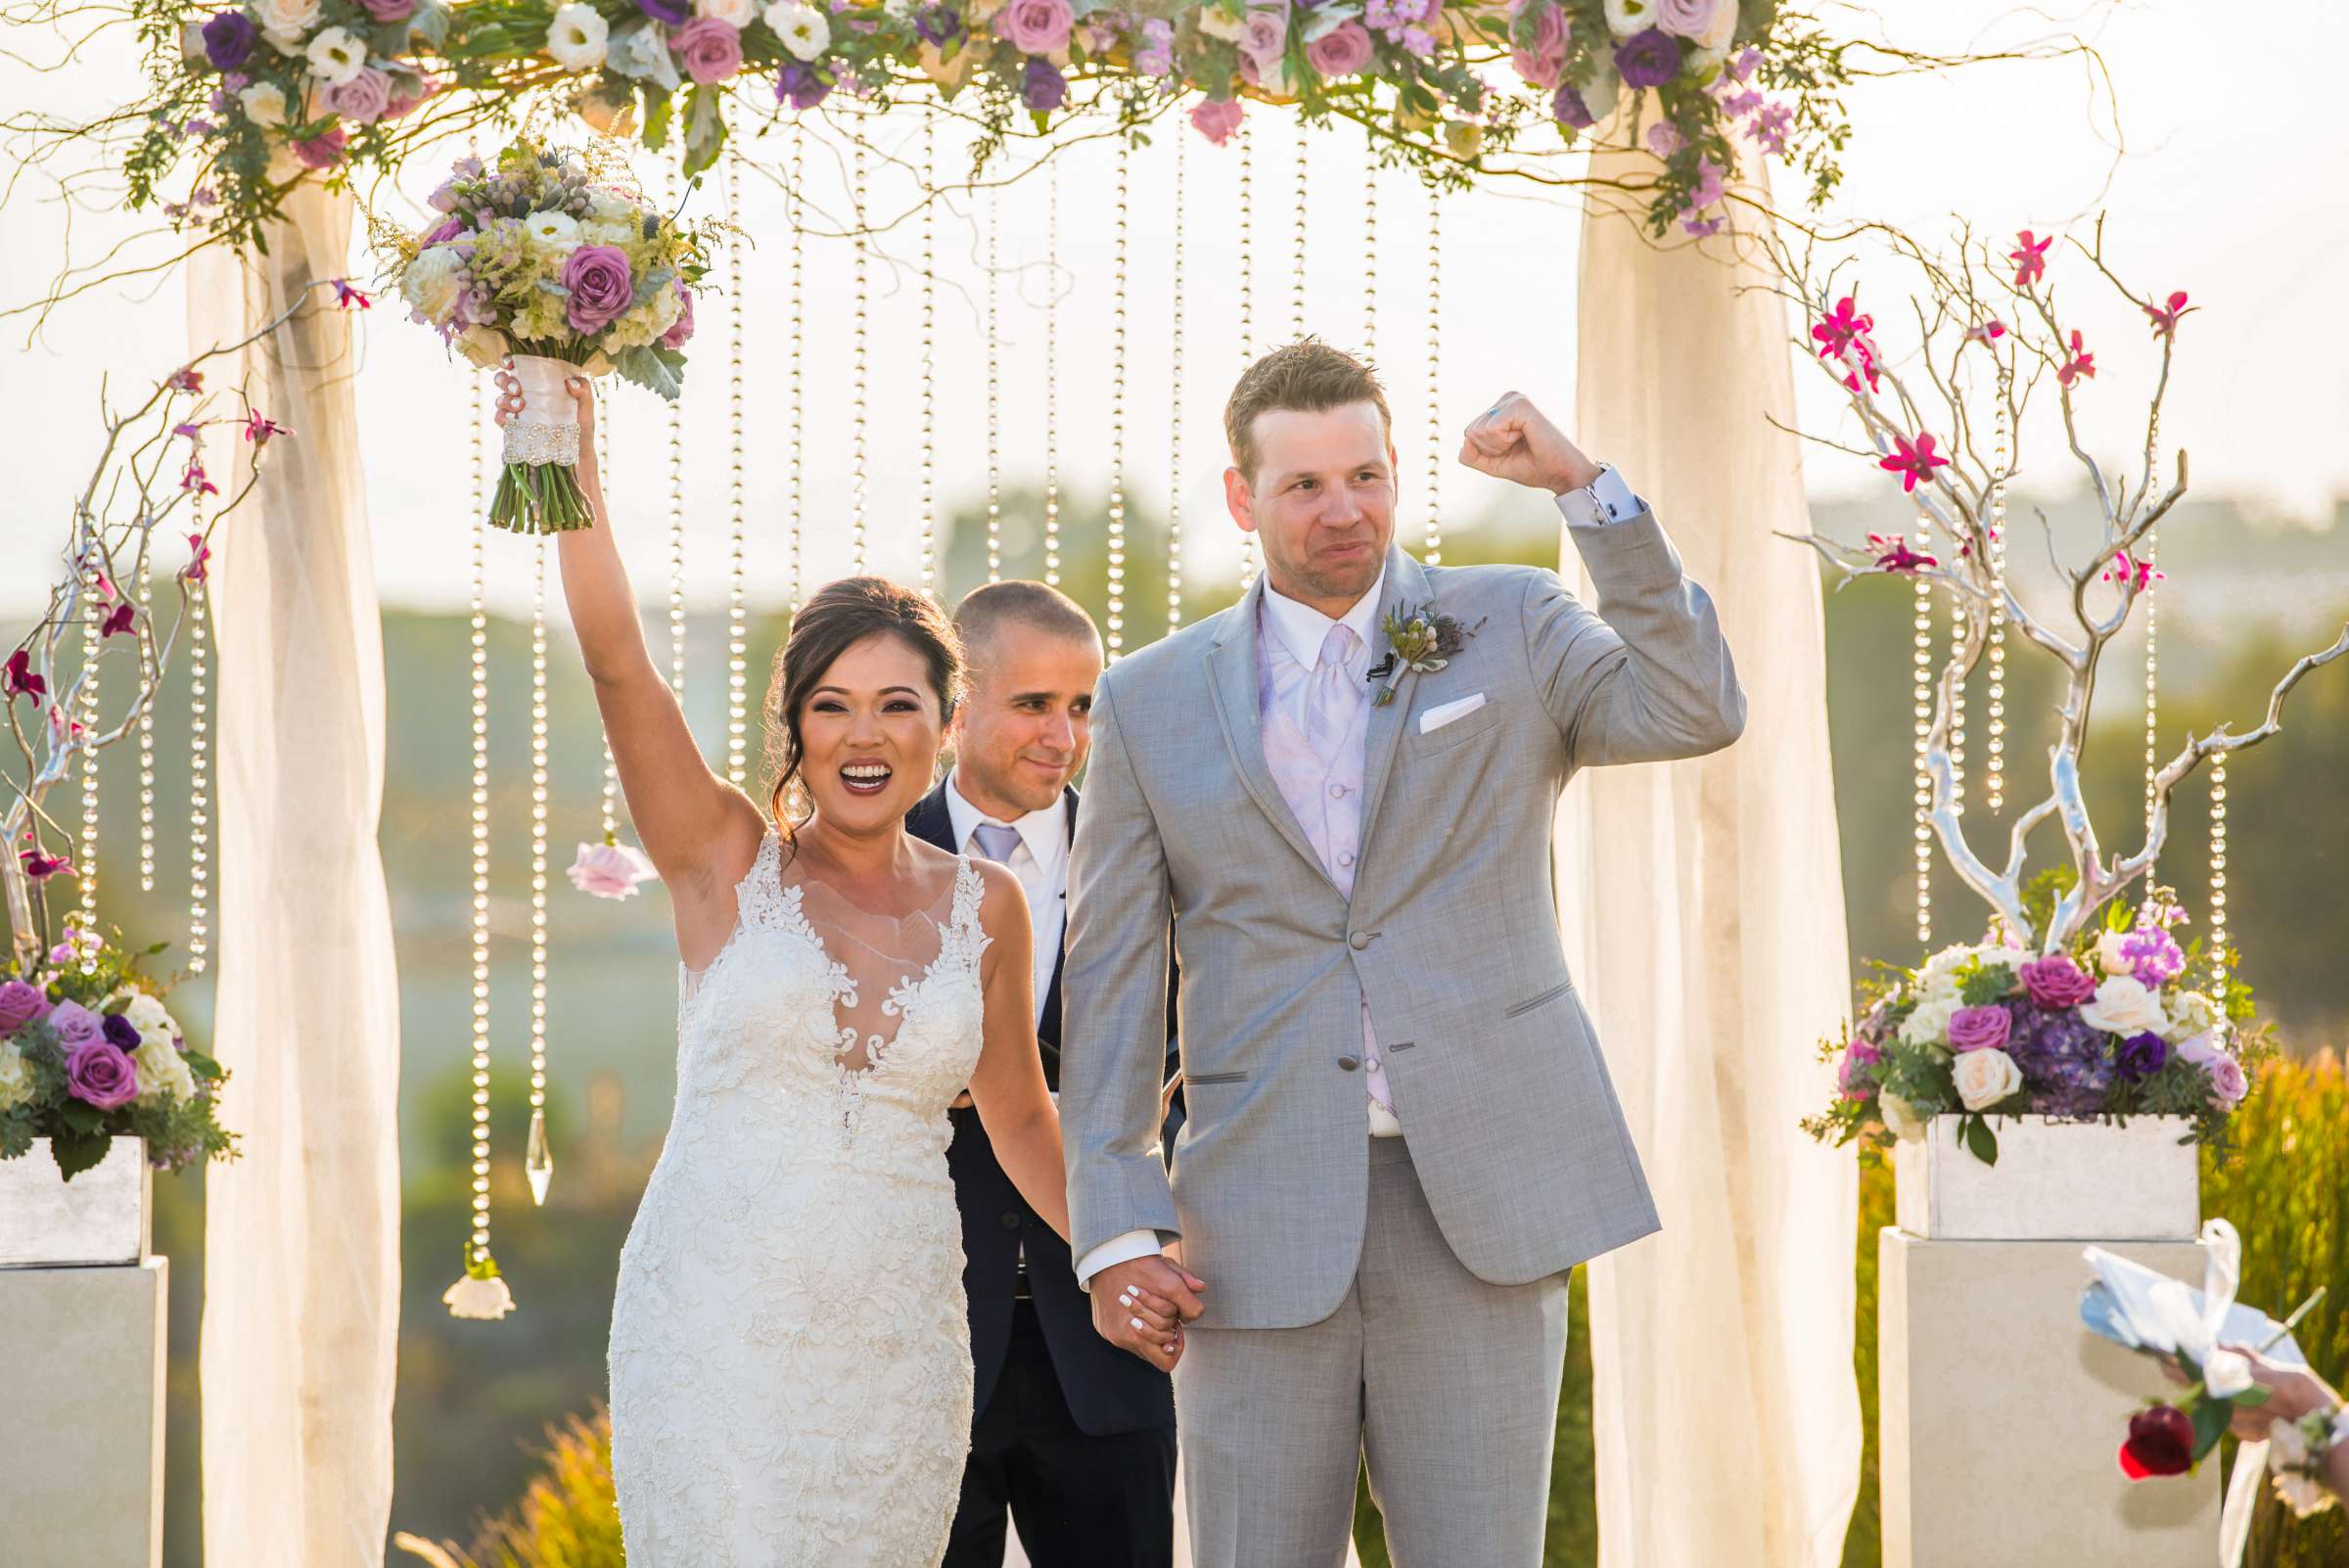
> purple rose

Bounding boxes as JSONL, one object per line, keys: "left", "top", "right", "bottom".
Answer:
{"left": 2117, "top": 1031, "right": 2168, "bottom": 1079}
{"left": 1021, "top": 56, "right": 1067, "bottom": 111}
{"left": 661, "top": 283, "right": 696, "bottom": 349}
{"left": 102, "top": 1012, "right": 142, "bottom": 1051}
{"left": 66, "top": 1039, "right": 140, "bottom": 1111}
{"left": 775, "top": 61, "right": 833, "bottom": 109}
{"left": 358, "top": 0, "right": 415, "bottom": 19}
{"left": 1837, "top": 1038, "right": 1881, "bottom": 1102}
{"left": 2204, "top": 1052, "right": 2249, "bottom": 1108}
{"left": 562, "top": 246, "right": 636, "bottom": 335}
{"left": 2018, "top": 953, "right": 2096, "bottom": 1010}
{"left": 671, "top": 17, "right": 743, "bottom": 83}
{"left": 992, "top": 0, "right": 1073, "bottom": 54}
{"left": 324, "top": 66, "right": 393, "bottom": 124}
{"left": 1307, "top": 19, "right": 1374, "bottom": 78}
{"left": 1946, "top": 1004, "right": 2011, "bottom": 1054}
{"left": 48, "top": 999, "right": 104, "bottom": 1048}
{"left": 1552, "top": 81, "right": 1595, "bottom": 129}
{"left": 0, "top": 979, "right": 48, "bottom": 1034}
{"left": 1655, "top": 0, "right": 1718, "bottom": 40}
{"left": 638, "top": 0, "right": 690, "bottom": 23}
{"left": 202, "top": 10, "right": 255, "bottom": 70}
{"left": 1507, "top": 0, "right": 1567, "bottom": 88}
{"left": 1613, "top": 26, "right": 1681, "bottom": 89}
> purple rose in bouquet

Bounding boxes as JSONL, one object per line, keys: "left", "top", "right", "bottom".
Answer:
{"left": 2117, "top": 1031, "right": 2168, "bottom": 1079}
{"left": 2203, "top": 1052, "right": 2248, "bottom": 1108}
{"left": 2008, "top": 1006, "right": 2113, "bottom": 1116}
{"left": 1022, "top": 56, "right": 1067, "bottom": 111}
{"left": 2018, "top": 953, "right": 2096, "bottom": 1010}
{"left": 0, "top": 978, "right": 49, "bottom": 1034}
{"left": 562, "top": 246, "right": 636, "bottom": 335}
{"left": 66, "top": 1039, "right": 140, "bottom": 1110}
{"left": 1947, "top": 1004, "right": 2012, "bottom": 1053}
{"left": 359, "top": 0, "right": 416, "bottom": 19}
{"left": 672, "top": 18, "right": 744, "bottom": 84}
{"left": 48, "top": 998, "right": 104, "bottom": 1048}
{"left": 661, "top": 283, "right": 696, "bottom": 349}
{"left": 1837, "top": 1036, "right": 1881, "bottom": 1102}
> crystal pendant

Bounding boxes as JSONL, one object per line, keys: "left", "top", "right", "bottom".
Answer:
{"left": 525, "top": 1107, "right": 553, "bottom": 1206}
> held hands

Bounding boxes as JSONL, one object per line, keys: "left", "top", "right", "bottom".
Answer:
{"left": 1090, "top": 1254, "right": 1207, "bottom": 1374}
{"left": 1458, "top": 391, "right": 1602, "bottom": 496}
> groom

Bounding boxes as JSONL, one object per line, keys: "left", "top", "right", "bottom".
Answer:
{"left": 1062, "top": 340, "right": 1746, "bottom": 1564}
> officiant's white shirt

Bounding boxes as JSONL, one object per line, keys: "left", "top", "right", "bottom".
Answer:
{"left": 944, "top": 766, "right": 1066, "bottom": 1033}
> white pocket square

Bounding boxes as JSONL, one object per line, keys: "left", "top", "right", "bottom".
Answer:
{"left": 1418, "top": 693, "right": 1488, "bottom": 734}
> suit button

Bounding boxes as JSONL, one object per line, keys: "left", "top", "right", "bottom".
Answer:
{"left": 1349, "top": 931, "right": 1370, "bottom": 950}
{"left": 999, "top": 1210, "right": 1023, "bottom": 1230}
{"left": 1337, "top": 1055, "right": 1361, "bottom": 1072}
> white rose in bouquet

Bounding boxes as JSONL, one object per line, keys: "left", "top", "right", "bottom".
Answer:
{"left": 239, "top": 79, "right": 291, "bottom": 127}
{"left": 699, "top": 0, "right": 758, "bottom": 26}
{"left": 455, "top": 325, "right": 512, "bottom": 369}
{"left": 546, "top": 3, "right": 612, "bottom": 70}
{"left": 305, "top": 24, "right": 366, "bottom": 85}
{"left": 0, "top": 1042, "right": 32, "bottom": 1112}
{"left": 2165, "top": 989, "right": 2224, "bottom": 1042}
{"left": 1880, "top": 1091, "right": 1928, "bottom": 1142}
{"left": 2080, "top": 975, "right": 2168, "bottom": 1038}
{"left": 1898, "top": 992, "right": 1960, "bottom": 1050}
{"left": 133, "top": 1038, "right": 199, "bottom": 1106}
{"left": 1952, "top": 1047, "right": 2023, "bottom": 1112}
{"left": 400, "top": 247, "right": 466, "bottom": 325}
{"left": 253, "top": 0, "right": 322, "bottom": 47}
{"left": 123, "top": 992, "right": 182, "bottom": 1046}
{"left": 2095, "top": 930, "right": 2138, "bottom": 977}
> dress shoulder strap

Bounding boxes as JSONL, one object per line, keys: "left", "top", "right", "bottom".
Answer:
{"left": 943, "top": 854, "right": 992, "bottom": 972}
{"left": 730, "top": 830, "right": 789, "bottom": 930}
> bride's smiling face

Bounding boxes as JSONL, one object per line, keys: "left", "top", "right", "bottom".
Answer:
{"left": 795, "top": 631, "right": 946, "bottom": 833}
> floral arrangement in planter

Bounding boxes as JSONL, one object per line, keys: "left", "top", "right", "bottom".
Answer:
{"left": 1773, "top": 224, "right": 2347, "bottom": 1165}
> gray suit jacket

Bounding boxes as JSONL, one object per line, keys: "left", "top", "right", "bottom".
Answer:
{"left": 1062, "top": 514, "right": 1745, "bottom": 1328}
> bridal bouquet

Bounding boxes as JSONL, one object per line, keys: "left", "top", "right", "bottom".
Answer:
{"left": 1802, "top": 892, "right": 2265, "bottom": 1166}
{"left": 0, "top": 924, "right": 234, "bottom": 1180}
{"left": 389, "top": 139, "right": 715, "bottom": 532}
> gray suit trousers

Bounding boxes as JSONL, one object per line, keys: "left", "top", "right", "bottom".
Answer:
{"left": 1172, "top": 1136, "right": 1571, "bottom": 1567}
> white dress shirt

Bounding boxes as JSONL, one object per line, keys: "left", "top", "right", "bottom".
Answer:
{"left": 944, "top": 766, "right": 1067, "bottom": 1032}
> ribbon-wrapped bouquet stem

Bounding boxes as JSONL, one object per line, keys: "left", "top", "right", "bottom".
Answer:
{"left": 384, "top": 139, "right": 717, "bottom": 533}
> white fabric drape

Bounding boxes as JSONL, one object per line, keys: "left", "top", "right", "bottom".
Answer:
{"left": 192, "top": 182, "right": 402, "bottom": 1568}
{"left": 1561, "top": 157, "right": 1865, "bottom": 1565}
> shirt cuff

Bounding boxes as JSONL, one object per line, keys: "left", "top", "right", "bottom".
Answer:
{"left": 1555, "top": 463, "right": 1641, "bottom": 529}
{"left": 1076, "top": 1228, "right": 1168, "bottom": 1289}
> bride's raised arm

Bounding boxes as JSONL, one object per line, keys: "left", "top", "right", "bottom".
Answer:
{"left": 513, "top": 374, "right": 765, "bottom": 916}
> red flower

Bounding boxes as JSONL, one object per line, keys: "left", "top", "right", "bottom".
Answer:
{"left": 2118, "top": 1404, "right": 2195, "bottom": 1480}
{"left": 2144, "top": 290, "right": 2189, "bottom": 339}
{"left": 1865, "top": 532, "right": 1939, "bottom": 575}
{"left": 2009, "top": 230, "right": 2053, "bottom": 288}
{"left": 1879, "top": 433, "right": 1951, "bottom": 493}
{"left": 331, "top": 278, "right": 372, "bottom": 310}
{"left": 99, "top": 603, "right": 136, "bottom": 638}
{"left": 4, "top": 650, "right": 46, "bottom": 709}
{"left": 2057, "top": 329, "right": 2096, "bottom": 388}
{"left": 244, "top": 411, "right": 289, "bottom": 445}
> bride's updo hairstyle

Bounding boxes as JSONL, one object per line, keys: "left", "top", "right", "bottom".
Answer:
{"left": 765, "top": 576, "right": 964, "bottom": 838}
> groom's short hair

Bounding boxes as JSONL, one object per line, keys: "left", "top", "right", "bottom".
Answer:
{"left": 1225, "top": 339, "right": 1392, "bottom": 484}
{"left": 953, "top": 579, "right": 1101, "bottom": 671}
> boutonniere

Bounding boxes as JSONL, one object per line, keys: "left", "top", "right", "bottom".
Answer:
{"left": 1371, "top": 603, "right": 1484, "bottom": 708}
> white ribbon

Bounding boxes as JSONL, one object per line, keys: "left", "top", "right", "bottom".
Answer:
{"left": 500, "top": 353, "right": 582, "bottom": 468}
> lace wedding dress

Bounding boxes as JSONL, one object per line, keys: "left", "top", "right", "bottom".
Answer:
{"left": 610, "top": 831, "right": 991, "bottom": 1567}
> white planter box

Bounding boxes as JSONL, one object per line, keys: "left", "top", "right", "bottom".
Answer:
{"left": 1894, "top": 1115, "right": 2198, "bottom": 1241}
{"left": 0, "top": 1136, "right": 153, "bottom": 1267}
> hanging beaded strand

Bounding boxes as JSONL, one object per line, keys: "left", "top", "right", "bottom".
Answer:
{"left": 851, "top": 113, "right": 870, "bottom": 575}
{"left": 1911, "top": 514, "right": 1935, "bottom": 946}
{"left": 460, "top": 375, "right": 504, "bottom": 1301}
{"left": 1985, "top": 385, "right": 2008, "bottom": 813}
{"left": 597, "top": 404, "right": 621, "bottom": 843}
{"left": 666, "top": 161, "right": 687, "bottom": 704}
{"left": 1948, "top": 583, "right": 1967, "bottom": 819}
{"left": 1166, "top": 130, "right": 1185, "bottom": 636}
{"left": 186, "top": 488, "right": 211, "bottom": 975}
{"left": 2209, "top": 754, "right": 2229, "bottom": 990}
{"left": 788, "top": 128, "right": 806, "bottom": 616}
{"left": 2142, "top": 399, "right": 2164, "bottom": 851}
{"left": 137, "top": 549, "right": 156, "bottom": 893}
{"left": 986, "top": 185, "right": 1003, "bottom": 583}
{"left": 725, "top": 136, "right": 749, "bottom": 788}
{"left": 1105, "top": 135, "right": 1128, "bottom": 660}
{"left": 1361, "top": 135, "right": 1376, "bottom": 357}
{"left": 1423, "top": 181, "right": 1442, "bottom": 565}
{"left": 75, "top": 555, "right": 100, "bottom": 953}
{"left": 526, "top": 536, "right": 553, "bottom": 1206}
{"left": 1042, "top": 161, "right": 1061, "bottom": 588}
{"left": 919, "top": 107, "right": 939, "bottom": 598}
{"left": 1236, "top": 121, "right": 1258, "bottom": 591}
{"left": 1290, "top": 118, "right": 1307, "bottom": 340}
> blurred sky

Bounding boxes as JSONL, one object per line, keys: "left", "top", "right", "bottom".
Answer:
{"left": 4, "top": 1, "right": 2345, "bottom": 620}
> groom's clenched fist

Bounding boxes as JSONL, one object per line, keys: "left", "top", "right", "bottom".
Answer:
{"left": 1458, "top": 391, "right": 1602, "bottom": 495}
{"left": 1090, "top": 1255, "right": 1207, "bottom": 1373}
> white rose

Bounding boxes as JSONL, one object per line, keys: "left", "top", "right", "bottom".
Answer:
{"left": 0, "top": 1043, "right": 32, "bottom": 1113}
{"left": 455, "top": 325, "right": 511, "bottom": 369}
{"left": 525, "top": 208, "right": 582, "bottom": 250}
{"left": 1880, "top": 1091, "right": 1927, "bottom": 1143}
{"left": 764, "top": 1, "right": 829, "bottom": 60}
{"left": 304, "top": 23, "right": 365, "bottom": 86}
{"left": 579, "top": 217, "right": 636, "bottom": 247}
{"left": 124, "top": 993, "right": 181, "bottom": 1046}
{"left": 2079, "top": 975, "right": 2168, "bottom": 1038}
{"left": 253, "top": 0, "right": 322, "bottom": 44}
{"left": 1952, "top": 1048, "right": 2023, "bottom": 1112}
{"left": 1602, "top": 0, "right": 1657, "bottom": 36}
{"left": 2095, "top": 930, "right": 2137, "bottom": 977}
{"left": 546, "top": 3, "right": 611, "bottom": 69}
{"left": 585, "top": 187, "right": 640, "bottom": 224}
{"left": 399, "top": 247, "right": 465, "bottom": 325}
{"left": 697, "top": 0, "right": 757, "bottom": 25}
{"left": 1898, "top": 993, "right": 1960, "bottom": 1050}
{"left": 133, "top": 1038, "right": 198, "bottom": 1106}
{"left": 239, "top": 80, "right": 291, "bottom": 128}
{"left": 2165, "top": 990, "right": 2224, "bottom": 1044}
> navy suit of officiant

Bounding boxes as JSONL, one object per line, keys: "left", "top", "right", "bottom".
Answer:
{"left": 908, "top": 780, "right": 1180, "bottom": 1568}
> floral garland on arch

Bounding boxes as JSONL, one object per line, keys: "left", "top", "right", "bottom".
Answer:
{"left": 137, "top": 0, "right": 1859, "bottom": 253}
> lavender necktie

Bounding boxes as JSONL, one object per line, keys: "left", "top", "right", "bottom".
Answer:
{"left": 969, "top": 821, "right": 1022, "bottom": 864}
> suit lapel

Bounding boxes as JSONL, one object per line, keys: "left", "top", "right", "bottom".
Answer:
{"left": 1355, "top": 546, "right": 1435, "bottom": 860}
{"left": 905, "top": 781, "right": 955, "bottom": 853}
{"left": 1204, "top": 584, "right": 1339, "bottom": 891}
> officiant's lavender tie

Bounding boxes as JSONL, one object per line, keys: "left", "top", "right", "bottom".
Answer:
{"left": 969, "top": 821, "right": 1022, "bottom": 865}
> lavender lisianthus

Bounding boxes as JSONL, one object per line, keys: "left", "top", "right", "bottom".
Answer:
{"left": 1021, "top": 55, "right": 1067, "bottom": 110}
{"left": 66, "top": 1039, "right": 140, "bottom": 1111}
{"left": 1552, "top": 81, "right": 1596, "bottom": 128}
{"left": 1613, "top": 25, "right": 1680, "bottom": 89}
{"left": 775, "top": 60, "right": 832, "bottom": 108}
{"left": 2117, "top": 1031, "right": 2168, "bottom": 1079}
{"left": 203, "top": 11, "right": 256, "bottom": 70}
{"left": 562, "top": 245, "right": 636, "bottom": 334}
{"left": 912, "top": 1, "right": 960, "bottom": 43}
{"left": 102, "top": 1012, "right": 142, "bottom": 1051}
{"left": 639, "top": 0, "right": 691, "bottom": 23}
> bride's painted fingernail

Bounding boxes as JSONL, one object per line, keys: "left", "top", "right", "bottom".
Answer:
{"left": 1129, "top": 1316, "right": 1146, "bottom": 1331}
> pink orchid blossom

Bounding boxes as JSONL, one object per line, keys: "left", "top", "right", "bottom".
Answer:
{"left": 1879, "top": 433, "right": 1950, "bottom": 493}
{"left": 180, "top": 460, "right": 218, "bottom": 497}
{"left": 5, "top": 651, "right": 46, "bottom": 709}
{"left": 2056, "top": 328, "right": 2096, "bottom": 388}
{"left": 1866, "top": 532, "right": 1939, "bottom": 574}
{"left": 2100, "top": 550, "right": 2165, "bottom": 592}
{"left": 1964, "top": 318, "right": 2006, "bottom": 344}
{"left": 184, "top": 535, "right": 211, "bottom": 583}
{"left": 99, "top": 603, "right": 136, "bottom": 638}
{"left": 21, "top": 848, "right": 72, "bottom": 879}
{"left": 2009, "top": 230, "right": 2052, "bottom": 288}
{"left": 2143, "top": 290, "right": 2189, "bottom": 339}
{"left": 244, "top": 411, "right": 289, "bottom": 445}
{"left": 332, "top": 278, "right": 373, "bottom": 309}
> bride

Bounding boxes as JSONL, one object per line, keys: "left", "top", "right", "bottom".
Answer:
{"left": 509, "top": 374, "right": 1177, "bottom": 1566}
